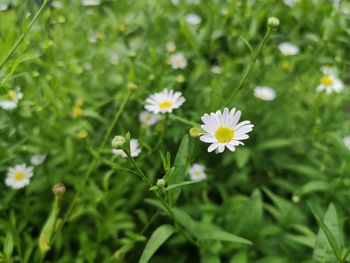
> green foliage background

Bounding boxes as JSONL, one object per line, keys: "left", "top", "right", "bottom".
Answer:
{"left": 0, "top": 0, "right": 350, "bottom": 262}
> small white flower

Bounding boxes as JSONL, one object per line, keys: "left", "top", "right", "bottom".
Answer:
{"left": 278, "top": 42, "right": 300, "bottom": 56}
{"left": 51, "top": 1, "right": 63, "bottom": 8}
{"left": 188, "top": 163, "right": 207, "bottom": 181}
{"left": 0, "top": 4, "right": 9, "bottom": 11}
{"left": 320, "top": 65, "right": 337, "bottom": 76}
{"left": 316, "top": 75, "right": 343, "bottom": 94}
{"left": 169, "top": 52, "right": 187, "bottom": 69}
{"left": 0, "top": 87, "right": 23, "bottom": 111}
{"left": 185, "top": 13, "right": 202, "bottom": 26}
{"left": 109, "top": 52, "right": 119, "bottom": 65}
{"left": 254, "top": 86, "right": 276, "bottom": 101}
{"left": 200, "top": 108, "right": 254, "bottom": 153}
{"left": 31, "top": 154, "right": 47, "bottom": 166}
{"left": 211, "top": 65, "right": 222, "bottom": 74}
{"left": 171, "top": 0, "right": 180, "bottom": 5}
{"left": 81, "top": 0, "right": 100, "bottom": 6}
{"left": 139, "top": 111, "right": 159, "bottom": 126}
{"left": 145, "top": 89, "right": 185, "bottom": 114}
{"left": 166, "top": 41, "right": 176, "bottom": 53}
{"left": 5, "top": 164, "right": 34, "bottom": 189}
{"left": 88, "top": 31, "right": 99, "bottom": 43}
{"left": 283, "top": 0, "right": 297, "bottom": 6}
{"left": 112, "top": 139, "right": 141, "bottom": 158}
{"left": 343, "top": 136, "right": 350, "bottom": 150}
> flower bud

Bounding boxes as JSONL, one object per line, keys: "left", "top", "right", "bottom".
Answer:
{"left": 189, "top": 127, "right": 201, "bottom": 138}
{"left": 52, "top": 183, "right": 66, "bottom": 197}
{"left": 127, "top": 82, "right": 138, "bottom": 92}
{"left": 112, "top": 135, "right": 126, "bottom": 149}
{"left": 292, "top": 195, "right": 300, "bottom": 203}
{"left": 267, "top": 17, "right": 280, "bottom": 28}
{"left": 156, "top": 178, "right": 166, "bottom": 188}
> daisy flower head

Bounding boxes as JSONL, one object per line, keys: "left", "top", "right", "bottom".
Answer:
{"left": 254, "top": 86, "right": 276, "bottom": 101}
{"left": 139, "top": 111, "right": 159, "bottom": 126}
{"left": 185, "top": 13, "right": 202, "bottom": 26}
{"left": 343, "top": 136, "right": 350, "bottom": 150}
{"left": 316, "top": 75, "right": 343, "bottom": 94}
{"left": 278, "top": 42, "right": 300, "bottom": 56}
{"left": 145, "top": 89, "right": 185, "bottom": 114}
{"left": 112, "top": 138, "right": 141, "bottom": 158}
{"left": 31, "top": 154, "right": 47, "bottom": 166}
{"left": 188, "top": 163, "right": 207, "bottom": 181}
{"left": 81, "top": 0, "right": 100, "bottom": 6}
{"left": 5, "top": 164, "right": 34, "bottom": 189}
{"left": 200, "top": 108, "right": 254, "bottom": 153}
{"left": 320, "top": 65, "right": 337, "bottom": 76}
{"left": 166, "top": 41, "right": 176, "bottom": 53}
{"left": 0, "top": 87, "right": 23, "bottom": 110}
{"left": 169, "top": 52, "right": 187, "bottom": 69}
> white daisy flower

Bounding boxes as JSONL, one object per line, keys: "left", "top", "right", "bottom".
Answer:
{"left": 5, "top": 164, "right": 34, "bottom": 189}
{"left": 31, "top": 154, "right": 47, "bottom": 166}
{"left": 278, "top": 42, "right": 300, "bottom": 56}
{"left": 112, "top": 138, "right": 141, "bottom": 158}
{"left": 188, "top": 163, "right": 207, "bottom": 181}
{"left": 0, "top": 87, "right": 23, "bottom": 111}
{"left": 139, "top": 111, "right": 159, "bottom": 126}
{"left": 185, "top": 13, "right": 202, "bottom": 26}
{"left": 81, "top": 0, "right": 100, "bottom": 6}
{"left": 145, "top": 89, "right": 185, "bottom": 114}
{"left": 166, "top": 41, "right": 176, "bottom": 53}
{"left": 320, "top": 65, "right": 337, "bottom": 76}
{"left": 316, "top": 75, "right": 343, "bottom": 94}
{"left": 343, "top": 136, "right": 350, "bottom": 150}
{"left": 200, "top": 108, "right": 254, "bottom": 153}
{"left": 211, "top": 65, "right": 222, "bottom": 74}
{"left": 254, "top": 86, "right": 276, "bottom": 101}
{"left": 169, "top": 52, "right": 187, "bottom": 69}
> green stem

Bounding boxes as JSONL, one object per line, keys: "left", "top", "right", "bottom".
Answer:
{"left": 225, "top": 27, "right": 272, "bottom": 105}
{"left": 170, "top": 114, "right": 199, "bottom": 127}
{"left": 0, "top": 0, "right": 49, "bottom": 70}
{"left": 47, "top": 92, "right": 131, "bottom": 251}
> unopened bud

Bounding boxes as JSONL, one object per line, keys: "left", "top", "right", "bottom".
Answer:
{"left": 112, "top": 136, "right": 126, "bottom": 149}
{"left": 156, "top": 179, "right": 166, "bottom": 188}
{"left": 292, "top": 195, "right": 300, "bottom": 203}
{"left": 127, "top": 82, "right": 138, "bottom": 92}
{"left": 267, "top": 17, "right": 280, "bottom": 28}
{"left": 189, "top": 127, "right": 201, "bottom": 138}
{"left": 52, "top": 183, "right": 65, "bottom": 197}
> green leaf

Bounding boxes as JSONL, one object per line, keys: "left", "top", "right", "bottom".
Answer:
{"left": 257, "top": 138, "right": 298, "bottom": 150}
{"left": 139, "top": 225, "right": 176, "bottom": 263}
{"left": 197, "top": 229, "right": 252, "bottom": 245}
{"left": 3, "top": 232, "right": 14, "bottom": 259}
{"left": 310, "top": 203, "right": 343, "bottom": 263}
{"left": 163, "top": 180, "right": 202, "bottom": 192}
{"left": 164, "top": 135, "right": 189, "bottom": 205}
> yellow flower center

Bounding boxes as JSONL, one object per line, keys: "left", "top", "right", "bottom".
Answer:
{"left": 215, "top": 126, "right": 234, "bottom": 143}
{"left": 7, "top": 91, "right": 17, "bottom": 101}
{"left": 72, "top": 106, "right": 84, "bottom": 118}
{"left": 194, "top": 171, "right": 202, "bottom": 177}
{"left": 321, "top": 76, "right": 334, "bottom": 86}
{"left": 159, "top": 101, "right": 173, "bottom": 110}
{"left": 14, "top": 171, "right": 25, "bottom": 181}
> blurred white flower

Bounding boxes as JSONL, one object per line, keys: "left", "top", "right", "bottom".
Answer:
{"left": 31, "top": 154, "right": 47, "bottom": 166}
{"left": 316, "top": 75, "right": 343, "bottom": 94}
{"left": 283, "top": 0, "right": 297, "bottom": 6}
{"left": 166, "top": 41, "right": 176, "bottom": 53}
{"left": 139, "top": 111, "right": 159, "bottom": 126}
{"left": 112, "top": 139, "right": 141, "bottom": 158}
{"left": 211, "top": 65, "right": 222, "bottom": 74}
{"left": 81, "top": 0, "right": 100, "bottom": 6}
{"left": 0, "top": 87, "right": 23, "bottom": 110}
{"left": 145, "top": 89, "right": 185, "bottom": 114}
{"left": 254, "top": 86, "right": 276, "bottom": 101}
{"left": 185, "top": 13, "right": 202, "bottom": 26}
{"left": 278, "top": 42, "right": 300, "bottom": 56}
{"left": 188, "top": 163, "right": 207, "bottom": 181}
{"left": 200, "top": 108, "right": 254, "bottom": 153}
{"left": 186, "top": 0, "right": 201, "bottom": 4}
{"left": 169, "top": 52, "right": 187, "bottom": 69}
{"left": 0, "top": 4, "right": 9, "bottom": 11}
{"left": 5, "top": 164, "right": 34, "bottom": 189}
{"left": 88, "top": 31, "right": 99, "bottom": 43}
{"left": 109, "top": 53, "right": 120, "bottom": 65}
{"left": 320, "top": 65, "right": 337, "bottom": 76}
{"left": 51, "top": 1, "right": 63, "bottom": 8}
{"left": 171, "top": 0, "right": 180, "bottom": 5}
{"left": 343, "top": 136, "right": 350, "bottom": 150}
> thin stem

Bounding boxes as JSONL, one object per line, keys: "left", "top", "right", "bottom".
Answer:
{"left": 0, "top": 0, "right": 49, "bottom": 70}
{"left": 170, "top": 114, "right": 199, "bottom": 127}
{"left": 225, "top": 27, "right": 272, "bottom": 105}
{"left": 48, "top": 92, "right": 131, "bottom": 250}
